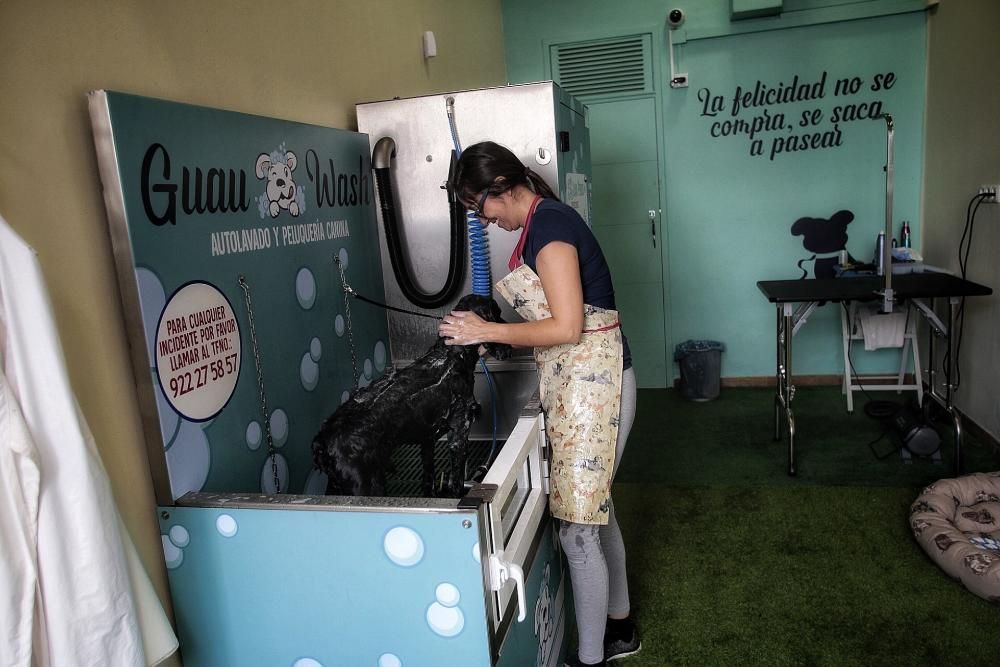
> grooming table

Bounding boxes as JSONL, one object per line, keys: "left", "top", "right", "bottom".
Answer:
{"left": 757, "top": 273, "right": 991, "bottom": 476}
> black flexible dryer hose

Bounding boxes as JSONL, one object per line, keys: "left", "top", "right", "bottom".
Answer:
{"left": 372, "top": 137, "right": 465, "bottom": 310}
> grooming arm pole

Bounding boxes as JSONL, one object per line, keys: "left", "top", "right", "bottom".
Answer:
{"left": 879, "top": 113, "right": 895, "bottom": 313}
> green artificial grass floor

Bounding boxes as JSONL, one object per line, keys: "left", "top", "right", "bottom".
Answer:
{"left": 603, "top": 386, "right": 1000, "bottom": 666}
{"left": 616, "top": 386, "right": 1000, "bottom": 488}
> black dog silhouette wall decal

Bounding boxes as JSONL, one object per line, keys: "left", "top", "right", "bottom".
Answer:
{"left": 790, "top": 209, "right": 856, "bottom": 279}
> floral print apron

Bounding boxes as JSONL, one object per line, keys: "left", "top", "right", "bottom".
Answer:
{"left": 496, "top": 265, "right": 623, "bottom": 525}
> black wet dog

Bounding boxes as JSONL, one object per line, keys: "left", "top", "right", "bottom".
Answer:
{"left": 311, "top": 294, "right": 510, "bottom": 497}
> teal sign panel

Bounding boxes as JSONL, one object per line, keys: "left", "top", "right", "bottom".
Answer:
{"left": 94, "top": 92, "right": 388, "bottom": 498}
{"left": 158, "top": 506, "right": 490, "bottom": 667}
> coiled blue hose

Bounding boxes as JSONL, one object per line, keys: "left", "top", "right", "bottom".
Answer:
{"left": 467, "top": 212, "right": 492, "bottom": 296}
{"left": 447, "top": 98, "right": 492, "bottom": 297}
{"left": 447, "top": 98, "right": 498, "bottom": 473}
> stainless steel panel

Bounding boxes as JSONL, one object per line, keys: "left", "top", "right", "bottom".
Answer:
{"left": 357, "top": 81, "right": 586, "bottom": 363}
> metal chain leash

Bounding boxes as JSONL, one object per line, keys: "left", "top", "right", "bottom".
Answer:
{"left": 333, "top": 255, "right": 360, "bottom": 387}
{"left": 238, "top": 275, "right": 281, "bottom": 494}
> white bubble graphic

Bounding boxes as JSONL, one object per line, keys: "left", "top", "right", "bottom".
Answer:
{"left": 436, "top": 582, "right": 460, "bottom": 607}
{"left": 338, "top": 247, "right": 349, "bottom": 269}
{"left": 245, "top": 421, "right": 262, "bottom": 451}
{"left": 296, "top": 267, "right": 317, "bottom": 309}
{"left": 384, "top": 526, "right": 425, "bottom": 567}
{"left": 358, "top": 374, "right": 372, "bottom": 389}
{"left": 136, "top": 267, "right": 166, "bottom": 360}
{"left": 216, "top": 514, "right": 238, "bottom": 537}
{"left": 168, "top": 525, "right": 190, "bottom": 548}
{"left": 374, "top": 340, "right": 387, "bottom": 372}
{"left": 162, "top": 534, "right": 183, "bottom": 569}
{"left": 310, "top": 337, "right": 322, "bottom": 361}
{"left": 293, "top": 659, "right": 323, "bottom": 667}
{"left": 300, "top": 353, "right": 319, "bottom": 391}
{"left": 260, "top": 453, "right": 289, "bottom": 494}
{"left": 165, "top": 420, "right": 211, "bottom": 500}
{"left": 269, "top": 408, "right": 288, "bottom": 447}
{"left": 378, "top": 654, "right": 401, "bottom": 667}
{"left": 335, "top": 314, "right": 345, "bottom": 337}
{"left": 472, "top": 541, "right": 481, "bottom": 563}
{"left": 363, "top": 358, "right": 373, "bottom": 380}
{"left": 341, "top": 390, "right": 351, "bottom": 404}
{"left": 302, "top": 468, "right": 329, "bottom": 495}
{"left": 426, "top": 601, "right": 464, "bottom": 637}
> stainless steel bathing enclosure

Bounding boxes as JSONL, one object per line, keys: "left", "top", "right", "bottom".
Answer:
{"left": 356, "top": 81, "right": 592, "bottom": 364}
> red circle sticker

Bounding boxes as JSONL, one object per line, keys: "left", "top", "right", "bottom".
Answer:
{"left": 155, "top": 281, "right": 241, "bottom": 421}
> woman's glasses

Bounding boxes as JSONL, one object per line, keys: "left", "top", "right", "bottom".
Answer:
{"left": 469, "top": 189, "right": 490, "bottom": 218}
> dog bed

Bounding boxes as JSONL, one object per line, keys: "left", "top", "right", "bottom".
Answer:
{"left": 910, "top": 472, "right": 1000, "bottom": 602}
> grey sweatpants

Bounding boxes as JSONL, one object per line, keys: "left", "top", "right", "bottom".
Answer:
{"left": 558, "top": 366, "right": 636, "bottom": 664}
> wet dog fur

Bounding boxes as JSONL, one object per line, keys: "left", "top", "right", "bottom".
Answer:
{"left": 311, "top": 294, "right": 510, "bottom": 497}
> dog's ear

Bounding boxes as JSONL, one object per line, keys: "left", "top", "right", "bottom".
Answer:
{"left": 453, "top": 294, "right": 475, "bottom": 313}
{"left": 285, "top": 151, "right": 298, "bottom": 172}
{"left": 790, "top": 216, "right": 818, "bottom": 238}
{"left": 255, "top": 153, "right": 272, "bottom": 179}
{"left": 488, "top": 298, "right": 505, "bottom": 324}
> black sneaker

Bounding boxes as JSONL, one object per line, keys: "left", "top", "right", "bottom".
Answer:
{"left": 564, "top": 653, "right": 607, "bottom": 667}
{"left": 604, "top": 617, "right": 641, "bottom": 661}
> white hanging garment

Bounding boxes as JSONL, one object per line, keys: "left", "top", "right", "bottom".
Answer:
{"left": 0, "top": 366, "right": 42, "bottom": 667}
{"left": 0, "top": 216, "right": 178, "bottom": 666}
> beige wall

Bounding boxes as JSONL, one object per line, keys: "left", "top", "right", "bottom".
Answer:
{"left": 924, "top": 0, "right": 1000, "bottom": 442}
{"left": 0, "top": 0, "right": 505, "bottom": 660}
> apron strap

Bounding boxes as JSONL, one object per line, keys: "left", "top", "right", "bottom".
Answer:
{"left": 508, "top": 195, "right": 544, "bottom": 271}
{"left": 584, "top": 321, "right": 620, "bottom": 333}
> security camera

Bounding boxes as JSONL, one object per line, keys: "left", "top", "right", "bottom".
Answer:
{"left": 667, "top": 8, "right": 685, "bottom": 28}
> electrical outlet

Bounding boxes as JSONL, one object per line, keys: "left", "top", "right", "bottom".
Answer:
{"left": 979, "top": 184, "right": 999, "bottom": 203}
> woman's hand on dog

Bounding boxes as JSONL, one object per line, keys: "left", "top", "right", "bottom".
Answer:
{"left": 439, "top": 310, "right": 491, "bottom": 348}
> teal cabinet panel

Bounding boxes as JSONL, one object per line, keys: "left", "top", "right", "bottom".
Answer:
{"left": 612, "top": 281, "right": 667, "bottom": 387}
{"left": 622, "top": 336, "right": 669, "bottom": 388}
{"left": 587, "top": 93, "right": 669, "bottom": 386}
{"left": 588, "top": 97, "right": 659, "bottom": 164}
{"left": 594, "top": 224, "right": 662, "bottom": 285}
{"left": 591, "top": 161, "right": 660, "bottom": 229}
{"left": 732, "top": 0, "right": 783, "bottom": 20}
{"left": 614, "top": 281, "right": 665, "bottom": 337}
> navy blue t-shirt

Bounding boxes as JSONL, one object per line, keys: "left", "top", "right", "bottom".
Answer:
{"left": 521, "top": 198, "right": 632, "bottom": 370}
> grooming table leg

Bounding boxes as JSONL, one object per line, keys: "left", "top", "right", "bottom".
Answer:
{"left": 774, "top": 303, "right": 797, "bottom": 476}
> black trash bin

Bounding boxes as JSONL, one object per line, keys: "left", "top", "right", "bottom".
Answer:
{"left": 674, "top": 340, "right": 725, "bottom": 401}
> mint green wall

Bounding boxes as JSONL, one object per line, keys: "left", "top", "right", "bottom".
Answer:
{"left": 503, "top": 0, "right": 927, "bottom": 378}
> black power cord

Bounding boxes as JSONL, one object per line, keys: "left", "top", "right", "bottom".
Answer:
{"left": 949, "top": 191, "right": 991, "bottom": 390}
{"left": 841, "top": 302, "right": 908, "bottom": 460}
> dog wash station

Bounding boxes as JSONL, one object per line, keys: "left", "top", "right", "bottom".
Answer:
{"left": 90, "top": 83, "right": 590, "bottom": 667}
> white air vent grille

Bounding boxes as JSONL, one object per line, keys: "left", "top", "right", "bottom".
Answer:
{"left": 551, "top": 35, "right": 652, "bottom": 99}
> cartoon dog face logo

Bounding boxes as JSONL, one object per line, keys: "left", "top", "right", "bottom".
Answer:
{"left": 790, "top": 209, "right": 855, "bottom": 279}
{"left": 256, "top": 151, "right": 300, "bottom": 218}
{"left": 534, "top": 563, "right": 554, "bottom": 667}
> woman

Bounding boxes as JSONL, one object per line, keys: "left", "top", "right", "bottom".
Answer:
{"left": 438, "top": 141, "right": 640, "bottom": 667}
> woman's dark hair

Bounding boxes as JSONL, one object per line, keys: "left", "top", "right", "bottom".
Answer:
{"left": 453, "top": 141, "right": 559, "bottom": 206}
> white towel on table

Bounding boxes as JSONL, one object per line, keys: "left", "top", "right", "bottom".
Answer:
{"left": 857, "top": 304, "right": 907, "bottom": 350}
